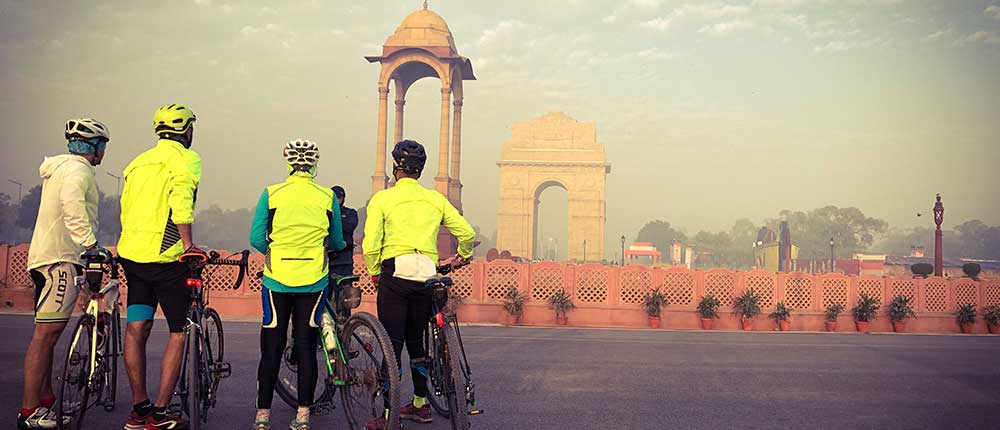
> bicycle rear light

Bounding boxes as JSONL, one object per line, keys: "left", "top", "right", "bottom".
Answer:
{"left": 186, "top": 278, "right": 203, "bottom": 288}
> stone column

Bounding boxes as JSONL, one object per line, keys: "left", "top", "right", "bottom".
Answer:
{"left": 393, "top": 99, "right": 405, "bottom": 144}
{"left": 434, "top": 87, "right": 451, "bottom": 197}
{"left": 449, "top": 98, "right": 464, "bottom": 210}
{"left": 372, "top": 86, "right": 390, "bottom": 194}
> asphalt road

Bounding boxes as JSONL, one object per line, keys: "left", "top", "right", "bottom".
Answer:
{"left": 1, "top": 313, "right": 998, "bottom": 430}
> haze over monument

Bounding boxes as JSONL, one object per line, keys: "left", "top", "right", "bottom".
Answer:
{"left": 1, "top": 0, "right": 999, "bottom": 259}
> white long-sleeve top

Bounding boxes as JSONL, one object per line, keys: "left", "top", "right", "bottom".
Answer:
{"left": 27, "top": 154, "right": 99, "bottom": 270}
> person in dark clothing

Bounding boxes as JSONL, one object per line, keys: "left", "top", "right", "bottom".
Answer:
{"left": 330, "top": 185, "right": 358, "bottom": 276}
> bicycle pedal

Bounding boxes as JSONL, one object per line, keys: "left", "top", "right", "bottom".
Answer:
{"left": 215, "top": 362, "right": 232, "bottom": 378}
{"left": 470, "top": 409, "right": 484, "bottom": 415}
{"left": 312, "top": 403, "right": 334, "bottom": 416}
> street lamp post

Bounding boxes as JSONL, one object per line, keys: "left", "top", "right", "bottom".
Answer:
{"left": 829, "top": 237, "right": 835, "bottom": 273}
{"left": 107, "top": 172, "right": 121, "bottom": 196}
{"left": 620, "top": 235, "right": 626, "bottom": 267}
{"left": 933, "top": 193, "right": 944, "bottom": 277}
{"left": 8, "top": 179, "right": 23, "bottom": 203}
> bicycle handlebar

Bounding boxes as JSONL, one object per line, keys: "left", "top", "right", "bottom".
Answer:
{"left": 202, "top": 249, "right": 250, "bottom": 290}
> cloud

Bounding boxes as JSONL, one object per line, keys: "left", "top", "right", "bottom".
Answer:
{"left": 699, "top": 19, "right": 756, "bottom": 36}
{"left": 925, "top": 29, "right": 950, "bottom": 41}
{"left": 754, "top": 0, "right": 806, "bottom": 11}
{"left": 477, "top": 20, "right": 525, "bottom": 46}
{"left": 965, "top": 31, "right": 1000, "bottom": 45}
{"left": 640, "top": 16, "right": 673, "bottom": 31}
{"left": 986, "top": 5, "right": 1000, "bottom": 21}
{"left": 779, "top": 14, "right": 808, "bottom": 30}
{"left": 602, "top": 15, "right": 617, "bottom": 24}
{"left": 629, "top": 0, "right": 662, "bottom": 9}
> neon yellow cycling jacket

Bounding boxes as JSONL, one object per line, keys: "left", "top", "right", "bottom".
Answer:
{"left": 117, "top": 139, "right": 201, "bottom": 263}
{"left": 362, "top": 178, "right": 476, "bottom": 276}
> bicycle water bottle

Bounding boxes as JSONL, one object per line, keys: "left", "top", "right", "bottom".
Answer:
{"left": 321, "top": 313, "right": 337, "bottom": 352}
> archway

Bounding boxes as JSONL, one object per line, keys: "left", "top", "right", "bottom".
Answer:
{"left": 496, "top": 112, "right": 610, "bottom": 262}
{"left": 533, "top": 181, "right": 568, "bottom": 261}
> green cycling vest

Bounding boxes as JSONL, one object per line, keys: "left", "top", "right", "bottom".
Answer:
{"left": 263, "top": 175, "right": 333, "bottom": 287}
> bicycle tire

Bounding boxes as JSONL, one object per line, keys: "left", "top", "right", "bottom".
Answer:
{"left": 425, "top": 324, "right": 450, "bottom": 418}
{"left": 58, "top": 315, "right": 94, "bottom": 430}
{"left": 442, "top": 323, "right": 470, "bottom": 430}
{"left": 204, "top": 308, "right": 224, "bottom": 363}
{"left": 341, "top": 312, "right": 400, "bottom": 430}
{"left": 186, "top": 329, "right": 203, "bottom": 430}
{"left": 101, "top": 310, "right": 120, "bottom": 412}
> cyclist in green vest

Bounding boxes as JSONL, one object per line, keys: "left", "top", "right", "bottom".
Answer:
{"left": 249, "top": 139, "right": 346, "bottom": 430}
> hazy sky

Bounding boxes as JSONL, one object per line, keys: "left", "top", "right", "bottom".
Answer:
{"left": 2, "top": 0, "right": 998, "bottom": 259}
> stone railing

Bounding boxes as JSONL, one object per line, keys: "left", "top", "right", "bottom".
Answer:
{"left": 1, "top": 244, "right": 997, "bottom": 334}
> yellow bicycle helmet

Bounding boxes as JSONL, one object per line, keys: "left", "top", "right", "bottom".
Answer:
{"left": 153, "top": 104, "right": 196, "bottom": 136}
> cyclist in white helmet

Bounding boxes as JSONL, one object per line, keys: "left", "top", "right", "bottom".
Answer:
{"left": 18, "top": 119, "right": 112, "bottom": 430}
{"left": 248, "top": 139, "right": 346, "bottom": 430}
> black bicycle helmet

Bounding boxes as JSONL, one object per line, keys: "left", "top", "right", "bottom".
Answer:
{"left": 392, "top": 140, "right": 427, "bottom": 174}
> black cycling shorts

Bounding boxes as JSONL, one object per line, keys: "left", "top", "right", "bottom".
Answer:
{"left": 120, "top": 258, "right": 190, "bottom": 333}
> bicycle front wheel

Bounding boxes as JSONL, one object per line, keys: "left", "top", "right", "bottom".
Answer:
{"left": 204, "top": 308, "right": 224, "bottom": 364}
{"left": 341, "top": 312, "right": 400, "bottom": 430}
{"left": 100, "top": 310, "right": 120, "bottom": 412}
{"left": 58, "top": 315, "right": 95, "bottom": 430}
{"left": 275, "top": 328, "right": 332, "bottom": 410}
{"left": 442, "top": 322, "right": 470, "bottom": 430}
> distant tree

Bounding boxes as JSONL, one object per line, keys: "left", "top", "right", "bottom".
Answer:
{"left": 636, "top": 220, "right": 687, "bottom": 259}
{"left": 97, "top": 191, "right": 121, "bottom": 245}
{"left": 15, "top": 185, "right": 42, "bottom": 231}
{"left": 728, "top": 219, "right": 758, "bottom": 269}
{"left": 690, "top": 230, "right": 734, "bottom": 268}
{"left": 194, "top": 205, "right": 255, "bottom": 251}
{"left": 0, "top": 193, "right": 28, "bottom": 243}
{"left": 767, "top": 206, "right": 888, "bottom": 259}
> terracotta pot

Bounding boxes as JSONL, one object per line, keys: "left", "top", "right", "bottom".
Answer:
{"left": 700, "top": 318, "right": 715, "bottom": 330}
{"left": 778, "top": 320, "right": 791, "bottom": 331}
{"left": 505, "top": 313, "right": 521, "bottom": 326}
{"left": 989, "top": 324, "right": 999, "bottom": 335}
{"left": 648, "top": 316, "right": 661, "bottom": 329}
{"left": 855, "top": 321, "right": 870, "bottom": 333}
{"left": 892, "top": 321, "right": 906, "bottom": 333}
{"left": 555, "top": 315, "right": 568, "bottom": 326}
{"left": 740, "top": 318, "right": 754, "bottom": 331}
{"left": 824, "top": 320, "right": 838, "bottom": 332}
{"left": 960, "top": 323, "right": 974, "bottom": 334}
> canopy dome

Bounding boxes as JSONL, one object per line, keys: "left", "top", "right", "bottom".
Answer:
{"left": 384, "top": 6, "right": 458, "bottom": 55}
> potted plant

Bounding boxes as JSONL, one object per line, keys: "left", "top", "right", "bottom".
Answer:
{"left": 502, "top": 287, "right": 526, "bottom": 326}
{"left": 768, "top": 301, "right": 792, "bottom": 331}
{"left": 984, "top": 305, "right": 1000, "bottom": 334}
{"left": 956, "top": 303, "right": 977, "bottom": 334}
{"left": 732, "top": 288, "right": 762, "bottom": 331}
{"left": 962, "top": 263, "right": 982, "bottom": 280}
{"left": 547, "top": 289, "right": 575, "bottom": 325}
{"left": 887, "top": 295, "right": 916, "bottom": 333}
{"left": 825, "top": 303, "right": 845, "bottom": 332}
{"left": 643, "top": 288, "right": 668, "bottom": 328}
{"left": 910, "top": 263, "right": 934, "bottom": 278}
{"left": 852, "top": 293, "right": 880, "bottom": 333}
{"left": 697, "top": 294, "right": 720, "bottom": 330}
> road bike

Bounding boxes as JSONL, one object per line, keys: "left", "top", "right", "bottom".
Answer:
{"left": 417, "top": 263, "right": 483, "bottom": 430}
{"left": 57, "top": 252, "right": 123, "bottom": 430}
{"left": 270, "top": 272, "right": 401, "bottom": 430}
{"left": 174, "top": 249, "right": 249, "bottom": 430}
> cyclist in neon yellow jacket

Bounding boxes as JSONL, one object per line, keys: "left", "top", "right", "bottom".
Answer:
{"left": 362, "top": 140, "right": 475, "bottom": 428}
{"left": 248, "top": 139, "right": 346, "bottom": 430}
{"left": 117, "top": 104, "right": 206, "bottom": 430}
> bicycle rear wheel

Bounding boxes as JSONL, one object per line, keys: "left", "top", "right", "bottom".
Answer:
{"left": 275, "top": 327, "right": 333, "bottom": 411}
{"left": 424, "top": 324, "right": 450, "bottom": 418}
{"left": 185, "top": 329, "right": 203, "bottom": 430}
{"left": 100, "top": 310, "right": 120, "bottom": 412}
{"left": 442, "top": 322, "right": 470, "bottom": 430}
{"left": 58, "top": 315, "right": 95, "bottom": 430}
{"left": 340, "top": 312, "right": 400, "bottom": 430}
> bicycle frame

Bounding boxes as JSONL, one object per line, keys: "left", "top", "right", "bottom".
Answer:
{"left": 67, "top": 266, "right": 121, "bottom": 383}
{"left": 425, "top": 264, "right": 480, "bottom": 417}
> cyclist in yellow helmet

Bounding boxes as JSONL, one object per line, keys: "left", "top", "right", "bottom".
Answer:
{"left": 118, "top": 104, "right": 205, "bottom": 430}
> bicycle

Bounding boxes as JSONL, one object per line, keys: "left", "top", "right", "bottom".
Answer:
{"left": 57, "top": 252, "right": 124, "bottom": 430}
{"left": 174, "top": 249, "right": 249, "bottom": 430}
{"left": 417, "top": 262, "right": 483, "bottom": 430}
{"left": 269, "top": 271, "right": 401, "bottom": 430}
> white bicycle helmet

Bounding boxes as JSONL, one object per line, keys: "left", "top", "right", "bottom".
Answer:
{"left": 283, "top": 139, "right": 320, "bottom": 171}
{"left": 65, "top": 118, "right": 111, "bottom": 142}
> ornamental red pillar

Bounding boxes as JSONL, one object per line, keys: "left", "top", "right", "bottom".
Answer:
{"left": 933, "top": 193, "right": 944, "bottom": 277}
